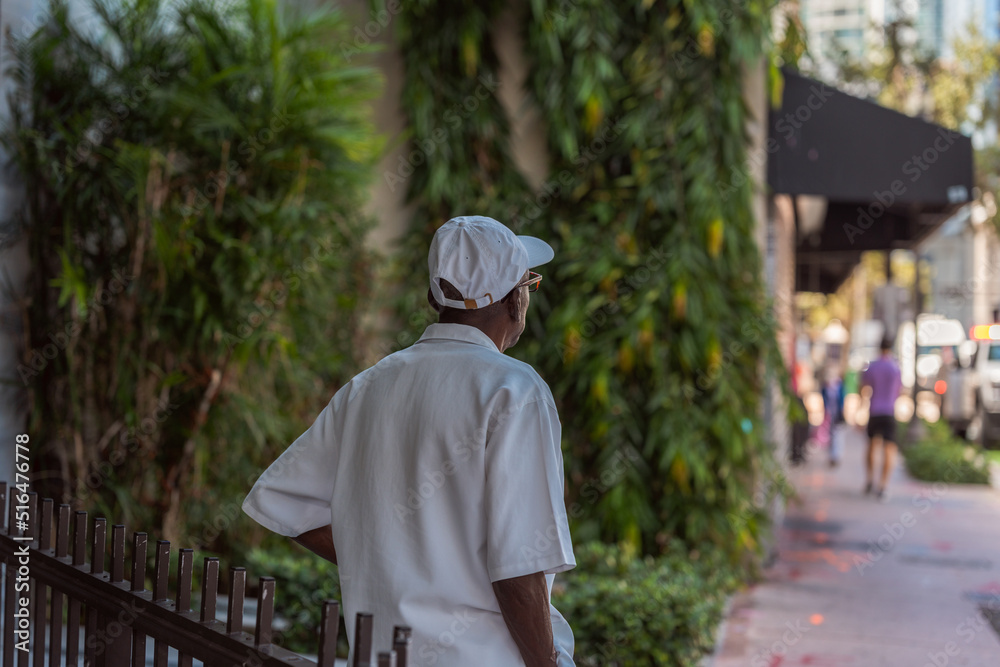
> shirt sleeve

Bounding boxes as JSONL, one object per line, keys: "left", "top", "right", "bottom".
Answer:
{"left": 242, "top": 398, "right": 340, "bottom": 537}
{"left": 484, "top": 395, "right": 575, "bottom": 582}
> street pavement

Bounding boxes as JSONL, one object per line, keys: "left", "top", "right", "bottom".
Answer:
{"left": 710, "top": 425, "right": 1000, "bottom": 667}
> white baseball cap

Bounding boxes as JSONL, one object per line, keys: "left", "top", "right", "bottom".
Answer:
{"left": 428, "top": 215, "right": 554, "bottom": 310}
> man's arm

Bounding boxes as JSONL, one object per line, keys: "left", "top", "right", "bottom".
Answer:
{"left": 292, "top": 524, "right": 338, "bottom": 565}
{"left": 492, "top": 572, "right": 557, "bottom": 667}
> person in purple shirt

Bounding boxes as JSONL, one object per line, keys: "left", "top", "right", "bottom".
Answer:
{"left": 861, "top": 338, "right": 902, "bottom": 500}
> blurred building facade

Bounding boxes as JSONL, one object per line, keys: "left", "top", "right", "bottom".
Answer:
{"left": 905, "top": 0, "right": 1000, "bottom": 60}
{"left": 801, "top": 0, "right": 1000, "bottom": 66}
{"left": 923, "top": 200, "right": 1000, "bottom": 329}
{"left": 799, "top": 0, "right": 886, "bottom": 70}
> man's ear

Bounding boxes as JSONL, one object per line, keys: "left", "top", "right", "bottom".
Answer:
{"left": 427, "top": 288, "right": 445, "bottom": 315}
{"left": 505, "top": 288, "right": 521, "bottom": 320}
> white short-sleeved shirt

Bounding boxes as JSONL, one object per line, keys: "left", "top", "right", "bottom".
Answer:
{"left": 242, "top": 323, "right": 576, "bottom": 666}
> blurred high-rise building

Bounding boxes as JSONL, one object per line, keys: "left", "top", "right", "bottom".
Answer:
{"left": 905, "top": 0, "right": 999, "bottom": 60}
{"left": 799, "top": 0, "right": 885, "bottom": 67}
{"left": 801, "top": 0, "right": 1000, "bottom": 66}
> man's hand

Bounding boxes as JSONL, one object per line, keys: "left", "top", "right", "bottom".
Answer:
{"left": 492, "top": 572, "right": 557, "bottom": 666}
{"left": 292, "top": 524, "right": 338, "bottom": 565}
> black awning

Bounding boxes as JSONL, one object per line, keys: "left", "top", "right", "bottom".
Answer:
{"left": 768, "top": 69, "right": 975, "bottom": 293}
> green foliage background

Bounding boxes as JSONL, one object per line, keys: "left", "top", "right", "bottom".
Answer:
{"left": 2, "top": 0, "right": 380, "bottom": 550}
{"left": 389, "top": 0, "right": 786, "bottom": 560}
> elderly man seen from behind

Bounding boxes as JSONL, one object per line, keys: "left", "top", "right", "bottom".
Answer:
{"left": 243, "top": 215, "right": 576, "bottom": 666}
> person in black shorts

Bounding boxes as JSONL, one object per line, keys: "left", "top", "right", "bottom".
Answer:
{"left": 861, "top": 338, "right": 902, "bottom": 501}
{"left": 866, "top": 415, "right": 896, "bottom": 447}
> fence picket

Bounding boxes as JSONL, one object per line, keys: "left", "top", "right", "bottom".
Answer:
{"left": 200, "top": 557, "right": 219, "bottom": 623}
{"left": 32, "top": 500, "right": 52, "bottom": 667}
{"left": 49, "top": 505, "right": 71, "bottom": 667}
{"left": 67, "top": 511, "right": 83, "bottom": 666}
{"left": 110, "top": 525, "right": 125, "bottom": 583}
{"left": 255, "top": 576, "right": 275, "bottom": 647}
{"left": 131, "top": 532, "right": 147, "bottom": 592}
{"left": 227, "top": 567, "right": 246, "bottom": 636}
{"left": 91, "top": 518, "right": 106, "bottom": 576}
{"left": 392, "top": 626, "right": 412, "bottom": 667}
{"left": 176, "top": 549, "right": 194, "bottom": 667}
{"left": 352, "top": 612, "right": 374, "bottom": 666}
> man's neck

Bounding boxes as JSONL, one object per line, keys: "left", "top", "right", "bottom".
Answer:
{"left": 438, "top": 317, "right": 508, "bottom": 353}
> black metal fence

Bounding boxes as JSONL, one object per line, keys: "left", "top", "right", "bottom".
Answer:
{"left": 0, "top": 482, "right": 410, "bottom": 666}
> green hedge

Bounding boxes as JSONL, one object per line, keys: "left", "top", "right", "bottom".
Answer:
{"left": 248, "top": 540, "right": 740, "bottom": 662}
{"left": 553, "top": 541, "right": 740, "bottom": 666}
{"left": 902, "top": 421, "right": 991, "bottom": 485}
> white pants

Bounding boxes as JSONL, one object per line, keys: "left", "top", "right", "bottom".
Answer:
{"left": 830, "top": 423, "right": 846, "bottom": 462}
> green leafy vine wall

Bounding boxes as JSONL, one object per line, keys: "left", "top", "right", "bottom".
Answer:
{"left": 390, "top": 0, "right": 786, "bottom": 561}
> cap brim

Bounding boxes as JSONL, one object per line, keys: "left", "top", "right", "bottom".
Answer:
{"left": 518, "top": 235, "right": 554, "bottom": 268}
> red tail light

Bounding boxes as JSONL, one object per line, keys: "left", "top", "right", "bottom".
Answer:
{"left": 934, "top": 380, "right": 947, "bottom": 395}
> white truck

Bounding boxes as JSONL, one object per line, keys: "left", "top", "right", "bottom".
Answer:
{"left": 896, "top": 315, "right": 966, "bottom": 393}
{"left": 942, "top": 323, "right": 1000, "bottom": 447}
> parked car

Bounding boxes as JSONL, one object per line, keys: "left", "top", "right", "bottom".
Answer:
{"left": 942, "top": 325, "right": 1000, "bottom": 448}
{"left": 897, "top": 315, "right": 966, "bottom": 394}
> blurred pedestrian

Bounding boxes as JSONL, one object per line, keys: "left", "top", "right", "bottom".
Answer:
{"left": 790, "top": 393, "right": 810, "bottom": 466}
{"left": 861, "top": 338, "right": 902, "bottom": 501}
{"left": 823, "top": 371, "right": 846, "bottom": 468}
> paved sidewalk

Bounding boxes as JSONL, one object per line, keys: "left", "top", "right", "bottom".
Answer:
{"left": 711, "top": 426, "right": 1000, "bottom": 667}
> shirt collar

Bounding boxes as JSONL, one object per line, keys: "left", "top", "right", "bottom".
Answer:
{"left": 416, "top": 323, "right": 500, "bottom": 353}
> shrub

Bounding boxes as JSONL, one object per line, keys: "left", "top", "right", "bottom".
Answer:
{"left": 903, "top": 421, "right": 991, "bottom": 485}
{"left": 552, "top": 541, "right": 741, "bottom": 666}
{"left": 2, "top": 0, "right": 381, "bottom": 549}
